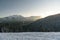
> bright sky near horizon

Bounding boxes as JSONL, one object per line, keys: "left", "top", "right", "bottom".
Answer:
{"left": 0, "top": 0, "right": 60, "bottom": 18}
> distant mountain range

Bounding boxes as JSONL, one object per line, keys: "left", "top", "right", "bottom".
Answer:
{"left": 0, "top": 15, "right": 41, "bottom": 23}
{"left": 25, "top": 16, "right": 41, "bottom": 21}
{"left": 0, "top": 15, "right": 26, "bottom": 23}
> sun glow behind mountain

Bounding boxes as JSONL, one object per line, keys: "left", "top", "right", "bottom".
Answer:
{"left": 40, "top": 13, "right": 60, "bottom": 18}
{"left": 19, "top": 0, "right": 60, "bottom": 18}
{"left": 0, "top": 0, "right": 60, "bottom": 18}
{"left": 20, "top": 12, "right": 60, "bottom": 18}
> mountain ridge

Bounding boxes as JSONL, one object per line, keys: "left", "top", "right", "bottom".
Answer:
{"left": 24, "top": 14, "right": 60, "bottom": 32}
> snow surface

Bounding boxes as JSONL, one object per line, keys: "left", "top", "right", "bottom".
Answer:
{"left": 0, "top": 32, "right": 60, "bottom": 40}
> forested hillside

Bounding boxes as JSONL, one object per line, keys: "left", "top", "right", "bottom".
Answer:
{"left": 0, "top": 15, "right": 40, "bottom": 32}
{"left": 25, "top": 14, "right": 60, "bottom": 32}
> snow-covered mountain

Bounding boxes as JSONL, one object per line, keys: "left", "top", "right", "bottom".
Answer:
{"left": 0, "top": 15, "right": 41, "bottom": 23}
{"left": 0, "top": 15, "right": 26, "bottom": 23}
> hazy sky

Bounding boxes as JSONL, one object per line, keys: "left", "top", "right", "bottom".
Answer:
{"left": 0, "top": 0, "right": 60, "bottom": 18}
